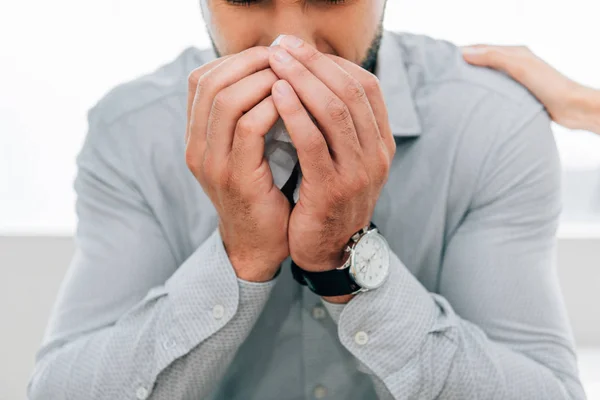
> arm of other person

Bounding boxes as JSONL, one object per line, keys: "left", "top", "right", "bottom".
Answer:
{"left": 463, "top": 45, "right": 600, "bottom": 135}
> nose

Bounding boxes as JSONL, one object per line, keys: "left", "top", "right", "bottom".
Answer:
{"left": 266, "top": 5, "right": 317, "bottom": 49}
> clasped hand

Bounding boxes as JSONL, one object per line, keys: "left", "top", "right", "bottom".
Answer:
{"left": 185, "top": 35, "right": 395, "bottom": 285}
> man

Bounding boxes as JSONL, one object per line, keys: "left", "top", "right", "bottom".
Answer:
{"left": 29, "top": 1, "right": 585, "bottom": 399}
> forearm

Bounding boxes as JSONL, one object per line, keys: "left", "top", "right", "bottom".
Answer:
{"left": 28, "top": 230, "right": 275, "bottom": 400}
{"left": 322, "top": 253, "right": 585, "bottom": 400}
{"left": 573, "top": 84, "right": 600, "bottom": 134}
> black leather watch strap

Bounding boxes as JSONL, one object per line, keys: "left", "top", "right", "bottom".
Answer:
{"left": 291, "top": 260, "right": 361, "bottom": 297}
{"left": 290, "top": 222, "right": 379, "bottom": 296}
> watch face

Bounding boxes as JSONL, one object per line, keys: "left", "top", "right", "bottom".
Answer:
{"left": 350, "top": 232, "right": 390, "bottom": 290}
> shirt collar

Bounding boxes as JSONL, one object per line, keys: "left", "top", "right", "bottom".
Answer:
{"left": 193, "top": 31, "right": 422, "bottom": 137}
{"left": 375, "top": 31, "right": 423, "bottom": 137}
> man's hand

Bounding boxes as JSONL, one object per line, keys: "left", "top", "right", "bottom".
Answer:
{"left": 186, "top": 47, "right": 290, "bottom": 282}
{"left": 268, "top": 36, "right": 396, "bottom": 278}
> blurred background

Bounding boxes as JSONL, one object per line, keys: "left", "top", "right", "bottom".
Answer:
{"left": 1, "top": 0, "right": 599, "bottom": 399}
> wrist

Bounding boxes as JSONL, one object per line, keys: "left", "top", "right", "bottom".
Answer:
{"left": 223, "top": 240, "right": 284, "bottom": 283}
{"left": 229, "top": 255, "right": 281, "bottom": 283}
{"left": 292, "top": 246, "right": 348, "bottom": 272}
{"left": 219, "top": 223, "right": 286, "bottom": 283}
{"left": 322, "top": 294, "right": 354, "bottom": 304}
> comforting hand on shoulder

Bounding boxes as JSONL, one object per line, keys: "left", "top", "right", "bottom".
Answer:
{"left": 462, "top": 44, "right": 600, "bottom": 134}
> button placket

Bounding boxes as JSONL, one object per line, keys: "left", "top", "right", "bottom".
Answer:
{"left": 313, "top": 384, "right": 328, "bottom": 399}
{"left": 311, "top": 305, "right": 327, "bottom": 320}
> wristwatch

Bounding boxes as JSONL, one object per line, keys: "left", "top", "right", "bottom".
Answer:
{"left": 291, "top": 223, "right": 391, "bottom": 297}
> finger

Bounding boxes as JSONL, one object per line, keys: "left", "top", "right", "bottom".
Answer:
{"left": 460, "top": 45, "right": 511, "bottom": 71}
{"left": 187, "top": 47, "right": 272, "bottom": 173}
{"left": 461, "top": 45, "right": 545, "bottom": 91}
{"left": 207, "top": 68, "right": 278, "bottom": 160}
{"left": 186, "top": 56, "right": 232, "bottom": 144}
{"left": 271, "top": 80, "right": 335, "bottom": 183}
{"left": 269, "top": 48, "right": 361, "bottom": 166}
{"left": 325, "top": 54, "right": 395, "bottom": 159}
{"left": 278, "top": 36, "right": 381, "bottom": 157}
{"left": 230, "top": 96, "right": 280, "bottom": 173}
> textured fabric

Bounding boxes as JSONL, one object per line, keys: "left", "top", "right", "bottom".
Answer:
{"left": 28, "top": 31, "right": 585, "bottom": 400}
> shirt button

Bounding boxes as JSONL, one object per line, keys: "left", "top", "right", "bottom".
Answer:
{"left": 313, "top": 384, "right": 328, "bottom": 399}
{"left": 212, "top": 304, "right": 225, "bottom": 320}
{"left": 136, "top": 386, "right": 149, "bottom": 400}
{"left": 311, "top": 305, "right": 327, "bottom": 320}
{"left": 354, "top": 331, "right": 369, "bottom": 346}
{"left": 162, "top": 338, "right": 176, "bottom": 350}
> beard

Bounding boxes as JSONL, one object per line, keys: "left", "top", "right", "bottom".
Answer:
{"left": 360, "top": 20, "right": 384, "bottom": 74}
{"left": 207, "top": 20, "right": 385, "bottom": 75}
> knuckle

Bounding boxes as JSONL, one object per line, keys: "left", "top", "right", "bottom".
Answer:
{"left": 487, "top": 47, "right": 501, "bottom": 60}
{"left": 343, "top": 78, "right": 367, "bottom": 102}
{"left": 242, "top": 46, "right": 270, "bottom": 60}
{"left": 304, "top": 133, "right": 327, "bottom": 156}
{"left": 287, "top": 100, "right": 305, "bottom": 116}
{"left": 389, "top": 140, "right": 397, "bottom": 160}
{"left": 377, "top": 145, "right": 391, "bottom": 170}
{"left": 361, "top": 73, "right": 381, "bottom": 96}
{"left": 235, "top": 117, "right": 256, "bottom": 139}
{"left": 212, "top": 90, "right": 232, "bottom": 113}
{"left": 197, "top": 73, "right": 213, "bottom": 94}
{"left": 306, "top": 48, "right": 324, "bottom": 64}
{"left": 517, "top": 45, "right": 531, "bottom": 54}
{"left": 201, "top": 154, "right": 217, "bottom": 181}
{"left": 375, "top": 161, "right": 389, "bottom": 185}
{"left": 325, "top": 97, "right": 350, "bottom": 123}
{"left": 185, "top": 149, "right": 201, "bottom": 175}
{"left": 188, "top": 69, "right": 201, "bottom": 89}
{"left": 296, "top": 66, "right": 313, "bottom": 82}
{"left": 350, "top": 169, "right": 371, "bottom": 192}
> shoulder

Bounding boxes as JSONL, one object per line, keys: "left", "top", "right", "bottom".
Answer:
{"left": 391, "top": 31, "right": 556, "bottom": 170}
{"left": 87, "top": 46, "right": 210, "bottom": 128}
{"left": 392, "top": 32, "right": 543, "bottom": 116}
{"left": 80, "top": 46, "right": 213, "bottom": 175}
{"left": 78, "top": 47, "right": 213, "bottom": 186}
{"left": 389, "top": 33, "right": 560, "bottom": 217}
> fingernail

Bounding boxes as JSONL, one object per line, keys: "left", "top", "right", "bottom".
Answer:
{"left": 281, "top": 35, "right": 304, "bottom": 49}
{"left": 461, "top": 46, "right": 487, "bottom": 55}
{"left": 274, "top": 49, "right": 293, "bottom": 63}
{"left": 274, "top": 81, "right": 291, "bottom": 96}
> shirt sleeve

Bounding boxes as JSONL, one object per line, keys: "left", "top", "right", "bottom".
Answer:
{"left": 27, "top": 115, "right": 276, "bottom": 400}
{"left": 322, "top": 112, "right": 586, "bottom": 399}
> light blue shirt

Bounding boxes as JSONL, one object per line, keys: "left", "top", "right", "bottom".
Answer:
{"left": 29, "top": 31, "right": 585, "bottom": 399}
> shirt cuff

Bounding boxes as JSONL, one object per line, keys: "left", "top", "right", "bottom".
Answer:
{"left": 321, "top": 299, "right": 347, "bottom": 324}
{"left": 164, "top": 228, "right": 278, "bottom": 352}
{"left": 333, "top": 250, "right": 451, "bottom": 382}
